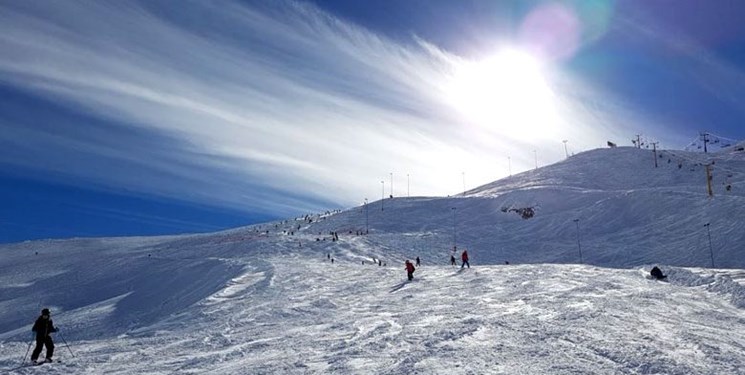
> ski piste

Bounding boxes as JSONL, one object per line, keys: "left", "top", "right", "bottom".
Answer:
{"left": 2, "top": 146, "right": 745, "bottom": 373}
{"left": 6, "top": 359, "right": 59, "bottom": 372}
{"left": 32, "top": 359, "right": 59, "bottom": 367}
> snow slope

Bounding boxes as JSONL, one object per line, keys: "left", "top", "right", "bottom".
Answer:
{"left": 318, "top": 146, "right": 745, "bottom": 268}
{"left": 1, "top": 146, "right": 745, "bottom": 374}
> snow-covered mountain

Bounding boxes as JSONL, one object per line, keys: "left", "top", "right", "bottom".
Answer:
{"left": 316, "top": 146, "right": 745, "bottom": 268}
{"left": 1, "top": 146, "right": 745, "bottom": 374}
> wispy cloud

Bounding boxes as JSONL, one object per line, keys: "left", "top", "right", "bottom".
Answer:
{"left": 0, "top": 0, "right": 651, "bottom": 215}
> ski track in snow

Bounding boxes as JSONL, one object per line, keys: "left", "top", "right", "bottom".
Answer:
{"left": 2, "top": 147, "right": 745, "bottom": 373}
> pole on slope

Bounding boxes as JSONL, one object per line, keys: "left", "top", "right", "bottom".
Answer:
{"left": 390, "top": 172, "right": 393, "bottom": 198}
{"left": 574, "top": 219, "right": 583, "bottom": 264}
{"left": 652, "top": 142, "right": 659, "bottom": 168}
{"left": 407, "top": 174, "right": 410, "bottom": 197}
{"left": 364, "top": 198, "right": 369, "bottom": 234}
{"left": 706, "top": 165, "right": 713, "bottom": 197}
{"left": 462, "top": 172, "right": 466, "bottom": 196}
{"left": 19, "top": 338, "right": 34, "bottom": 366}
{"left": 20, "top": 300, "right": 43, "bottom": 366}
{"left": 562, "top": 140, "right": 569, "bottom": 158}
{"left": 381, "top": 181, "right": 384, "bottom": 211}
{"left": 452, "top": 207, "right": 457, "bottom": 253}
{"left": 58, "top": 331, "right": 75, "bottom": 358}
{"left": 704, "top": 223, "right": 715, "bottom": 268}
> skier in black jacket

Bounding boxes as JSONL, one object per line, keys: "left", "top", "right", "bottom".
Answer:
{"left": 650, "top": 266, "right": 667, "bottom": 280}
{"left": 30, "top": 308, "right": 58, "bottom": 364}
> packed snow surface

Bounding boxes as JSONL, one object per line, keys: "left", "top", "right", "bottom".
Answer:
{"left": 1, "top": 147, "right": 745, "bottom": 374}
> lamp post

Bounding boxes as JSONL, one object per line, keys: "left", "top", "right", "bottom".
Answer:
{"left": 563, "top": 140, "right": 569, "bottom": 158}
{"left": 380, "top": 181, "right": 384, "bottom": 211}
{"left": 452, "top": 207, "right": 457, "bottom": 251}
{"left": 390, "top": 172, "right": 393, "bottom": 198}
{"left": 704, "top": 223, "right": 715, "bottom": 267}
{"left": 364, "top": 198, "right": 369, "bottom": 234}
{"left": 573, "top": 219, "right": 583, "bottom": 264}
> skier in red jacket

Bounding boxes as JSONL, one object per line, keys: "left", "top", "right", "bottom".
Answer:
{"left": 405, "top": 260, "right": 416, "bottom": 281}
{"left": 461, "top": 250, "right": 470, "bottom": 268}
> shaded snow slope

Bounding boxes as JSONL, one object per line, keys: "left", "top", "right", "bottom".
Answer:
{"left": 2, "top": 246, "right": 745, "bottom": 374}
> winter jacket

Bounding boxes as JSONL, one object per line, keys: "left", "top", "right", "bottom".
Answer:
{"left": 461, "top": 251, "right": 469, "bottom": 262}
{"left": 405, "top": 261, "right": 415, "bottom": 273}
{"left": 32, "top": 316, "right": 57, "bottom": 339}
{"left": 650, "top": 267, "right": 666, "bottom": 280}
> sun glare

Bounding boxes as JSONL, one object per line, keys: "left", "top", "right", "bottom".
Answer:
{"left": 448, "top": 48, "right": 560, "bottom": 139}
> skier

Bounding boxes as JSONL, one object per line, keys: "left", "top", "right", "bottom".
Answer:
{"left": 30, "top": 308, "right": 58, "bottom": 364}
{"left": 450, "top": 254, "right": 456, "bottom": 266}
{"left": 415, "top": 257, "right": 421, "bottom": 267}
{"left": 405, "top": 260, "right": 416, "bottom": 281}
{"left": 461, "top": 249, "right": 470, "bottom": 268}
{"left": 650, "top": 266, "right": 667, "bottom": 280}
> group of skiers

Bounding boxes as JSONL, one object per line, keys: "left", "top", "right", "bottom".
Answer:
{"left": 448, "top": 249, "right": 469, "bottom": 268}
{"left": 406, "top": 249, "right": 470, "bottom": 281}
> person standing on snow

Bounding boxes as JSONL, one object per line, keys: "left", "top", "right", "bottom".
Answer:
{"left": 461, "top": 249, "right": 470, "bottom": 268}
{"left": 450, "top": 254, "right": 456, "bottom": 266}
{"left": 30, "top": 308, "right": 58, "bottom": 364}
{"left": 415, "top": 257, "right": 421, "bottom": 267}
{"left": 405, "top": 260, "right": 416, "bottom": 281}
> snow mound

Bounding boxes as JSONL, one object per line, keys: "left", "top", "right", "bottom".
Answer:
{"left": 667, "top": 267, "right": 745, "bottom": 309}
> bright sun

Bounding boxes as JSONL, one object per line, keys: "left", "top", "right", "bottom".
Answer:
{"left": 448, "top": 48, "right": 560, "bottom": 139}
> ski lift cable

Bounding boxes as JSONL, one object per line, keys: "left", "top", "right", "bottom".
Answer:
{"left": 683, "top": 135, "right": 702, "bottom": 150}
{"left": 669, "top": 151, "right": 739, "bottom": 178}
{"left": 683, "top": 132, "right": 740, "bottom": 151}
{"left": 706, "top": 132, "right": 738, "bottom": 143}
{"left": 664, "top": 149, "right": 744, "bottom": 189}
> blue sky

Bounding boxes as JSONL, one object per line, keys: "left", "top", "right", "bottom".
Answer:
{"left": 1, "top": 0, "right": 745, "bottom": 243}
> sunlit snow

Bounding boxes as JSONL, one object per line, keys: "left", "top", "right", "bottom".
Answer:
{"left": 2, "top": 146, "right": 745, "bottom": 374}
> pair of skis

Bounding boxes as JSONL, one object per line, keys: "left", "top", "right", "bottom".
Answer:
{"left": 33, "top": 359, "right": 59, "bottom": 366}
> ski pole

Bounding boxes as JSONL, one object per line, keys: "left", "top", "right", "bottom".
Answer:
{"left": 20, "top": 337, "right": 34, "bottom": 366}
{"left": 58, "top": 332, "right": 75, "bottom": 358}
{"left": 21, "top": 301, "right": 42, "bottom": 365}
